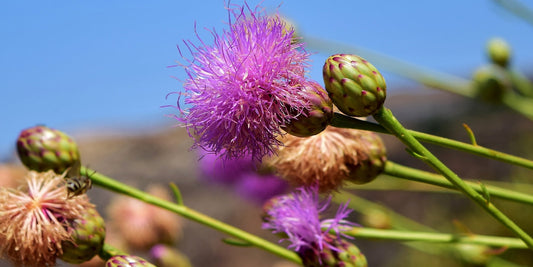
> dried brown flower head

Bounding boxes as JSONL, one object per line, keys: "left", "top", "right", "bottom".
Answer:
{"left": 0, "top": 170, "right": 93, "bottom": 267}
{"left": 266, "top": 126, "right": 386, "bottom": 192}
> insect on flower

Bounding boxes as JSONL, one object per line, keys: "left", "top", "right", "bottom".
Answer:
{"left": 65, "top": 160, "right": 93, "bottom": 199}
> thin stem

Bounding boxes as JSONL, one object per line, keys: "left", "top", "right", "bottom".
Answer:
{"left": 383, "top": 161, "right": 533, "bottom": 206}
{"left": 372, "top": 106, "right": 533, "bottom": 249}
{"left": 343, "top": 227, "right": 527, "bottom": 249}
{"left": 82, "top": 167, "right": 302, "bottom": 265}
{"left": 493, "top": 0, "right": 533, "bottom": 27}
{"left": 330, "top": 112, "right": 533, "bottom": 170}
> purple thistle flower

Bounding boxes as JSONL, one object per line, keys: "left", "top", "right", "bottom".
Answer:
{"left": 174, "top": 3, "right": 311, "bottom": 161}
{"left": 262, "top": 186, "right": 354, "bottom": 253}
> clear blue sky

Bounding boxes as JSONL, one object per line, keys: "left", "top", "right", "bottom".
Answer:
{"left": 1, "top": 0, "right": 532, "bottom": 160}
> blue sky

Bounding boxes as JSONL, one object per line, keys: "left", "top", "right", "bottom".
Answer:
{"left": 1, "top": 0, "right": 532, "bottom": 160}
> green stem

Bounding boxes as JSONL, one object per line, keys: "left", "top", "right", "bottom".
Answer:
{"left": 493, "top": 0, "right": 533, "bottom": 27}
{"left": 383, "top": 161, "right": 533, "bottom": 206}
{"left": 372, "top": 107, "right": 533, "bottom": 249}
{"left": 82, "top": 167, "right": 302, "bottom": 265}
{"left": 330, "top": 112, "right": 533, "bottom": 170}
{"left": 343, "top": 227, "right": 527, "bottom": 249}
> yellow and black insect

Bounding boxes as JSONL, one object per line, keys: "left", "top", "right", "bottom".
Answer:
{"left": 65, "top": 160, "right": 93, "bottom": 199}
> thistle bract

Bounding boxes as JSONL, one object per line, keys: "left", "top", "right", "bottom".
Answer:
{"left": 283, "top": 81, "right": 334, "bottom": 137}
{"left": 346, "top": 131, "right": 387, "bottom": 184}
{"left": 61, "top": 207, "right": 106, "bottom": 264}
{"left": 299, "top": 234, "right": 367, "bottom": 267}
{"left": 323, "top": 54, "right": 386, "bottom": 117}
{"left": 106, "top": 255, "right": 156, "bottom": 267}
{"left": 17, "top": 125, "right": 80, "bottom": 174}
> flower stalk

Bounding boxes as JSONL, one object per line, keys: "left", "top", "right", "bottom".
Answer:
{"left": 82, "top": 167, "right": 302, "bottom": 264}
{"left": 342, "top": 227, "right": 527, "bottom": 249}
{"left": 330, "top": 112, "right": 533, "bottom": 170}
{"left": 372, "top": 106, "right": 533, "bottom": 249}
{"left": 382, "top": 161, "right": 533, "bottom": 206}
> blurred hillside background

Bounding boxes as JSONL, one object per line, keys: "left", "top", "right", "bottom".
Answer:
{"left": 2, "top": 0, "right": 533, "bottom": 266}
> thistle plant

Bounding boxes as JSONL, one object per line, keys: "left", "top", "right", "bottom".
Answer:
{"left": 4, "top": 1, "right": 533, "bottom": 267}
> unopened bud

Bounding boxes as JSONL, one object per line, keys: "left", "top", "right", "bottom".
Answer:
{"left": 323, "top": 54, "right": 386, "bottom": 117}
{"left": 284, "top": 81, "right": 333, "bottom": 137}
{"left": 487, "top": 38, "right": 511, "bottom": 68}
{"left": 16, "top": 125, "right": 80, "bottom": 174}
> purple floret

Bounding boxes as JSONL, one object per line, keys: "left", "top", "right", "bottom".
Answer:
{"left": 262, "top": 186, "right": 354, "bottom": 252}
{"left": 175, "top": 4, "right": 311, "bottom": 161}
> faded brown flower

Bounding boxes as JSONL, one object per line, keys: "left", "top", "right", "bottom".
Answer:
{"left": 0, "top": 170, "right": 93, "bottom": 267}
{"left": 266, "top": 126, "right": 387, "bottom": 192}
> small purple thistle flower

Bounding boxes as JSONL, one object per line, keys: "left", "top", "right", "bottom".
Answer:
{"left": 173, "top": 3, "right": 311, "bottom": 161}
{"left": 262, "top": 186, "right": 354, "bottom": 253}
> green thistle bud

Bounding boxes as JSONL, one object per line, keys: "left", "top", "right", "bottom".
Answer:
{"left": 106, "top": 255, "right": 156, "bottom": 267}
{"left": 299, "top": 234, "right": 367, "bottom": 267}
{"left": 16, "top": 125, "right": 80, "bottom": 174}
{"left": 61, "top": 207, "right": 106, "bottom": 264}
{"left": 283, "top": 81, "right": 333, "bottom": 137}
{"left": 486, "top": 38, "right": 511, "bottom": 68}
{"left": 472, "top": 64, "right": 512, "bottom": 103}
{"left": 347, "top": 131, "right": 387, "bottom": 184}
{"left": 323, "top": 54, "right": 386, "bottom": 117}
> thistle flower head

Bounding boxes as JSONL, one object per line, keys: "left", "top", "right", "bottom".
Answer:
{"left": 265, "top": 127, "right": 387, "bottom": 192}
{"left": 0, "top": 170, "right": 93, "bottom": 267}
{"left": 262, "top": 186, "right": 354, "bottom": 253}
{"left": 174, "top": 4, "right": 312, "bottom": 160}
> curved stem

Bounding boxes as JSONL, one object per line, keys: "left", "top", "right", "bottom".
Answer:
{"left": 343, "top": 227, "right": 527, "bottom": 249}
{"left": 383, "top": 161, "right": 533, "bottom": 206}
{"left": 372, "top": 107, "right": 533, "bottom": 249}
{"left": 82, "top": 167, "right": 302, "bottom": 265}
{"left": 330, "top": 112, "right": 533, "bottom": 170}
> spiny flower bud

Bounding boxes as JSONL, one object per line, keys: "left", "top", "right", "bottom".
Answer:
{"left": 323, "top": 54, "right": 386, "bottom": 117}
{"left": 283, "top": 81, "right": 333, "bottom": 137}
{"left": 16, "top": 125, "right": 80, "bottom": 174}
{"left": 486, "top": 38, "right": 511, "bottom": 68}
{"left": 61, "top": 207, "right": 106, "bottom": 264}
{"left": 106, "top": 255, "right": 156, "bottom": 267}
{"left": 299, "top": 234, "right": 367, "bottom": 267}
{"left": 472, "top": 64, "right": 512, "bottom": 103}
